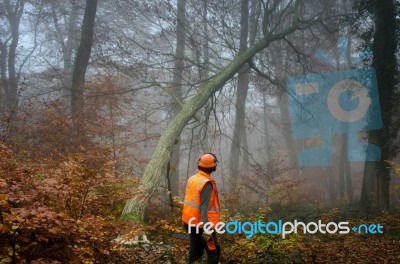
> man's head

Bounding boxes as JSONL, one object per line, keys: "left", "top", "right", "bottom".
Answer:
{"left": 198, "top": 153, "right": 218, "bottom": 174}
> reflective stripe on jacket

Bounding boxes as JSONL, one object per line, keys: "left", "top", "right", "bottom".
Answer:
{"left": 182, "top": 171, "right": 220, "bottom": 226}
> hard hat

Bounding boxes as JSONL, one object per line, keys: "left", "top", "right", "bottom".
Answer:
{"left": 198, "top": 153, "right": 218, "bottom": 168}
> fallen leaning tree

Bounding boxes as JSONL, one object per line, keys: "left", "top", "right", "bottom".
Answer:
{"left": 121, "top": 0, "right": 322, "bottom": 223}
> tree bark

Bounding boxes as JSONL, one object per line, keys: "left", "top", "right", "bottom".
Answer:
{"left": 229, "top": 0, "right": 250, "bottom": 193}
{"left": 337, "top": 134, "right": 353, "bottom": 203}
{"left": 1, "top": 0, "right": 25, "bottom": 122}
{"left": 0, "top": 42, "right": 7, "bottom": 113}
{"left": 360, "top": 160, "right": 378, "bottom": 212}
{"left": 51, "top": 0, "right": 79, "bottom": 98}
{"left": 262, "top": 91, "right": 273, "bottom": 162}
{"left": 338, "top": 135, "right": 346, "bottom": 200}
{"left": 360, "top": 0, "right": 398, "bottom": 211}
{"left": 202, "top": 0, "right": 210, "bottom": 81}
{"left": 71, "top": 0, "right": 98, "bottom": 116}
{"left": 345, "top": 159, "right": 353, "bottom": 203}
{"left": 168, "top": 0, "right": 187, "bottom": 202}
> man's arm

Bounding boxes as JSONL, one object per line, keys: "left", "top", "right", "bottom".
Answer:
{"left": 200, "top": 182, "right": 212, "bottom": 223}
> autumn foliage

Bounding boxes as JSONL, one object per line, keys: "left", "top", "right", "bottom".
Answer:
{"left": 0, "top": 92, "right": 139, "bottom": 263}
{"left": 0, "top": 143, "right": 138, "bottom": 263}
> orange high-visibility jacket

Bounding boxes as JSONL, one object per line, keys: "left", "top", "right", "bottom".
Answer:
{"left": 182, "top": 171, "right": 221, "bottom": 227}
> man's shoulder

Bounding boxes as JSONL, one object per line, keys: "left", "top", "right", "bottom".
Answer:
{"left": 189, "top": 172, "right": 204, "bottom": 178}
{"left": 188, "top": 173, "right": 199, "bottom": 179}
{"left": 188, "top": 173, "right": 211, "bottom": 182}
{"left": 187, "top": 173, "right": 199, "bottom": 182}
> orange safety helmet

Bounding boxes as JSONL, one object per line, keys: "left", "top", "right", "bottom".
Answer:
{"left": 198, "top": 153, "right": 218, "bottom": 168}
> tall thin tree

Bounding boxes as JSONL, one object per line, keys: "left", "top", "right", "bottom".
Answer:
{"left": 0, "top": 0, "right": 25, "bottom": 122}
{"left": 167, "top": 0, "right": 187, "bottom": 205}
{"left": 51, "top": 0, "right": 80, "bottom": 98}
{"left": 70, "top": 0, "right": 98, "bottom": 116}
{"left": 229, "top": 0, "right": 250, "bottom": 194}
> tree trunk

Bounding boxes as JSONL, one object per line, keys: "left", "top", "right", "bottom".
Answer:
{"left": 202, "top": 0, "right": 210, "bottom": 81}
{"left": 279, "top": 89, "right": 298, "bottom": 167}
{"left": 345, "top": 158, "right": 353, "bottom": 203}
{"left": 0, "top": 42, "right": 7, "bottom": 113}
{"left": 167, "top": 0, "right": 187, "bottom": 203}
{"left": 338, "top": 134, "right": 353, "bottom": 203}
{"left": 199, "top": 0, "right": 211, "bottom": 149}
{"left": 262, "top": 91, "right": 272, "bottom": 162}
{"left": 2, "top": 0, "right": 25, "bottom": 122}
{"left": 360, "top": 160, "right": 378, "bottom": 212}
{"left": 71, "top": 0, "right": 98, "bottom": 116}
{"left": 51, "top": 0, "right": 79, "bottom": 98}
{"left": 229, "top": 0, "right": 250, "bottom": 193}
{"left": 242, "top": 132, "right": 250, "bottom": 174}
{"left": 360, "top": 0, "right": 398, "bottom": 212}
{"left": 338, "top": 135, "right": 346, "bottom": 200}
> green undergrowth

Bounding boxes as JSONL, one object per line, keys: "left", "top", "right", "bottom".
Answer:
{"left": 146, "top": 204, "right": 400, "bottom": 264}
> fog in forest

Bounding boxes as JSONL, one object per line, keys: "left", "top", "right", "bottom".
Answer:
{"left": 1, "top": 0, "right": 400, "bottom": 263}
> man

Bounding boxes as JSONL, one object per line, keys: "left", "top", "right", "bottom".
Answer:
{"left": 182, "top": 153, "right": 221, "bottom": 264}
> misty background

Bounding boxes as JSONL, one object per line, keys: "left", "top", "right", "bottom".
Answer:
{"left": 1, "top": 0, "right": 399, "bottom": 216}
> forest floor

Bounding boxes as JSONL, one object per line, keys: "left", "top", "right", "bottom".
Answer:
{"left": 1, "top": 144, "right": 399, "bottom": 263}
{"left": 107, "top": 208, "right": 400, "bottom": 264}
